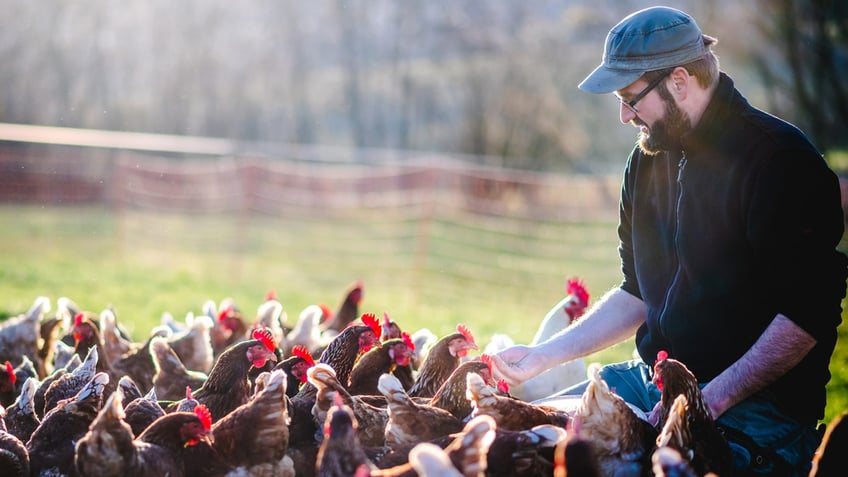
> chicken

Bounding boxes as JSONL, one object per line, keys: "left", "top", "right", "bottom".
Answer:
{"left": 652, "top": 351, "right": 731, "bottom": 477}
{"left": 0, "top": 404, "right": 30, "bottom": 477}
{"left": 465, "top": 372, "right": 569, "bottom": 431}
{"left": 320, "top": 279, "right": 365, "bottom": 334}
{"left": 408, "top": 324, "right": 479, "bottom": 399}
{"left": 194, "top": 369, "right": 294, "bottom": 476}
{"left": 287, "top": 313, "right": 382, "bottom": 447}
{"left": 43, "top": 345, "right": 99, "bottom": 415}
{"left": 71, "top": 311, "right": 154, "bottom": 395}
{"left": 5, "top": 377, "right": 40, "bottom": 443}
{"left": 150, "top": 337, "right": 208, "bottom": 401}
{"left": 275, "top": 344, "right": 316, "bottom": 398}
{"left": 193, "top": 328, "right": 278, "bottom": 421}
{"left": 53, "top": 339, "right": 77, "bottom": 372}
{"left": 308, "top": 363, "right": 389, "bottom": 448}
{"left": 810, "top": 411, "right": 848, "bottom": 477}
{"left": 37, "top": 314, "right": 64, "bottom": 379}
{"left": 381, "top": 312, "right": 403, "bottom": 341}
{"left": 252, "top": 294, "right": 288, "bottom": 350}
{"left": 33, "top": 354, "right": 79, "bottom": 419}
{"left": 211, "top": 302, "right": 250, "bottom": 360}
{"left": 429, "top": 358, "right": 494, "bottom": 421}
{"left": 75, "top": 391, "right": 214, "bottom": 477}
{"left": 369, "top": 414, "right": 497, "bottom": 476}
{"left": 0, "top": 296, "right": 49, "bottom": 377}
{"left": 0, "top": 361, "right": 18, "bottom": 407}
{"left": 27, "top": 372, "right": 109, "bottom": 477}
{"left": 572, "top": 368, "right": 657, "bottom": 477}
{"left": 408, "top": 328, "right": 437, "bottom": 371}
{"left": 110, "top": 333, "right": 161, "bottom": 394}
{"left": 285, "top": 305, "right": 330, "bottom": 357}
{"left": 654, "top": 395, "right": 697, "bottom": 475}
{"left": 348, "top": 335, "right": 415, "bottom": 396}
{"left": 100, "top": 308, "right": 137, "bottom": 364}
{"left": 120, "top": 377, "right": 166, "bottom": 437}
{"left": 509, "top": 277, "right": 590, "bottom": 402}
{"left": 165, "top": 312, "right": 214, "bottom": 374}
{"left": 553, "top": 433, "right": 601, "bottom": 477}
{"left": 379, "top": 314, "right": 415, "bottom": 390}
{"left": 316, "top": 393, "right": 376, "bottom": 477}
{"left": 379, "top": 372, "right": 464, "bottom": 447}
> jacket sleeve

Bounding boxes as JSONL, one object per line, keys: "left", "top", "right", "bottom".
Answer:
{"left": 618, "top": 148, "right": 643, "bottom": 300}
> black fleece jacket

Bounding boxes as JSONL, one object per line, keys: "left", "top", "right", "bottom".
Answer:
{"left": 619, "top": 73, "right": 847, "bottom": 424}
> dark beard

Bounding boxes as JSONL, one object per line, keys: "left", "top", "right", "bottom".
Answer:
{"left": 637, "top": 88, "right": 691, "bottom": 156}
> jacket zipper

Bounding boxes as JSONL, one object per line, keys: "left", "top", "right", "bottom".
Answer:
{"left": 658, "top": 153, "right": 687, "bottom": 337}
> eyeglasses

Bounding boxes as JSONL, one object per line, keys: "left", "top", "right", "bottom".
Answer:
{"left": 615, "top": 71, "right": 670, "bottom": 114}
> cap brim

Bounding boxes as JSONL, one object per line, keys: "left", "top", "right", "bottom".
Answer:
{"left": 578, "top": 64, "right": 644, "bottom": 94}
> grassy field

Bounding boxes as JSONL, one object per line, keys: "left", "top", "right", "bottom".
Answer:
{"left": 1, "top": 204, "right": 845, "bottom": 423}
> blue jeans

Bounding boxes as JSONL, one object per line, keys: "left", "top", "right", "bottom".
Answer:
{"left": 555, "top": 360, "right": 821, "bottom": 476}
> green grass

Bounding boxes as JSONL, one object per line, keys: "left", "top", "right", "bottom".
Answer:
{"left": 1, "top": 204, "right": 846, "bottom": 423}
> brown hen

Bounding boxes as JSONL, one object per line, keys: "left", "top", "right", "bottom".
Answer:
{"left": 150, "top": 337, "right": 208, "bottom": 402}
{"left": 465, "top": 372, "right": 569, "bottom": 431}
{"left": 348, "top": 336, "right": 414, "bottom": 396}
{"left": 572, "top": 368, "right": 657, "bottom": 477}
{"left": 192, "top": 328, "right": 278, "bottom": 421}
{"left": 191, "top": 369, "right": 294, "bottom": 476}
{"left": 309, "top": 362, "right": 389, "bottom": 448}
{"left": 316, "top": 394, "right": 376, "bottom": 477}
{"left": 287, "top": 314, "right": 382, "bottom": 447}
{"left": 74, "top": 390, "right": 214, "bottom": 477}
{"left": 408, "top": 324, "right": 479, "bottom": 399}
{"left": 320, "top": 279, "right": 365, "bottom": 334}
{"left": 378, "top": 372, "right": 463, "bottom": 448}
{"left": 652, "top": 352, "right": 731, "bottom": 477}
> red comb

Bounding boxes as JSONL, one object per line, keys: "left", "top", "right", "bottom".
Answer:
{"left": 5, "top": 361, "right": 14, "bottom": 384}
{"left": 382, "top": 311, "right": 391, "bottom": 327}
{"left": 401, "top": 331, "right": 415, "bottom": 351}
{"left": 74, "top": 313, "right": 84, "bottom": 327}
{"left": 480, "top": 354, "right": 493, "bottom": 372}
{"left": 497, "top": 378, "right": 509, "bottom": 394}
{"left": 361, "top": 313, "right": 381, "bottom": 339}
{"left": 292, "top": 345, "right": 315, "bottom": 366}
{"left": 185, "top": 386, "right": 194, "bottom": 401}
{"left": 217, "top": 305, "right": 233, "bottom": 322}
{"left": 656, "top": 350, "right": 669, "bottom": 364}
{"left": 252, "top": 328, "right": 276, "bottom": 352}
{"left": 566, "top": 277, "right": 590, "bottom": 306}
{"left": 318, "top": 304, "right": 334, "bottom": 320}
{"left": 194, "top": 404, "right": 212, "bottom": 431}
{"left": 265, "top": 289, "right": 277, "bottom": 301}
{"left": 456, "top": 324, "right": 476, "bottom": 345}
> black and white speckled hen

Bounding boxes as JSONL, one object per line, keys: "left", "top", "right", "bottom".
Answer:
{"left": 0, "top": 403, "right": 30, "bottom": 477}
{"left": 27, "top": 372, "right": 109, "bottom": 477}
{"left": 4, "top": 377, "right": 40, "bottom": 444}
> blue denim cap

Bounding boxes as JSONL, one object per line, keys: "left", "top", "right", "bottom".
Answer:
{"left": 579, "top": 7, "right": 709, "bottom": 94}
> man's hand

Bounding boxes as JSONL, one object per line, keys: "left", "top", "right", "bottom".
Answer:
{"left": 491, "top": 345, "right": 547, "bottom": 387}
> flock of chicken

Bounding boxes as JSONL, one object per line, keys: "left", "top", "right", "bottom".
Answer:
{"left": 0, "top": 279, "right": 842, "bottom": 476}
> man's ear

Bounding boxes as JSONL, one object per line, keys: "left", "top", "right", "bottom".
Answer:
{"left": 669, "top": 66, "right": 690, "bottom": 100}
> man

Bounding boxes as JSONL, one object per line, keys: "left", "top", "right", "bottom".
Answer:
{"left": 492, "top": 6, "right": 847, "bottom": 476}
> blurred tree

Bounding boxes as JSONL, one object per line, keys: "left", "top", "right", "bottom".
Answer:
{"left": 750, "top": 0, "right": 848, "bottom": 153}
